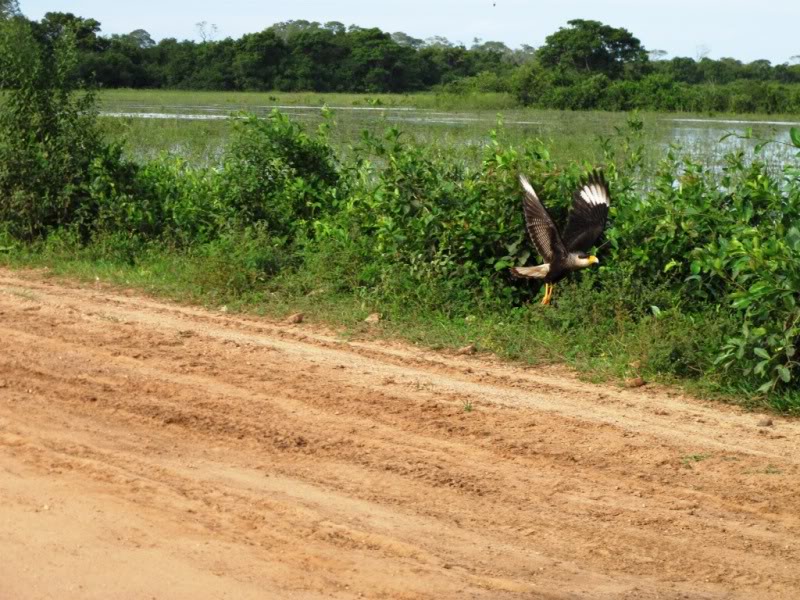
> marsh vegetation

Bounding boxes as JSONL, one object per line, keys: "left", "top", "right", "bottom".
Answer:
{"left": 98, "top": 89, "right": 799, "bottom": 170}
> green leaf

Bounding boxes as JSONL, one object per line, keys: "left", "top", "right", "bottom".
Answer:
{"left": 754, "top": 347, "right": 770, "bottom": 360}
{"left": 757, "top": 381, "right": 773, "bottom": 394}
{"left": 776, "top": 365, "right": 791, "bottom": 383}
{"left": 663, "top": 259, "right": 679, "bottom": 273}
{"left": 731, "top": 296, "right": 752, "bottom": 309}
{"left": 791, "top": 127, "right": 800, "bottom": 149}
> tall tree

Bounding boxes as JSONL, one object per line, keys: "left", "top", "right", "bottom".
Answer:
{"left": 35, "top": 12, "right": 103, "bottom": 51}
{"left": 345, "top": 27, "right": 422, "bottom": 92}
{"left": 0, "top": 0, "right": 20, "bottom": 19}
{"left": 233, "top": 29, "right": 287, "bottom": 90}
{"left": 537, "top": 19, "right": 648, "bottom": 79}
{"left": 665, "top": 57, "right": 701, "bottom": 84}
{"left": 424, "top": 36, "right": 452, "bottom": 48}
{"left": 270, "top": 20, "right": 321, "bottom": 41}
{"left": 123, "top": 29, "right": 155, "bottom": 49}
{"left": 391, "top": 31, "right": 423, "bottom": 49}
{"left": 195, "top": 21, "right": 218, "bottom": 42}
{"left": 323, "top": 21, "right": 345, "bottom": 35}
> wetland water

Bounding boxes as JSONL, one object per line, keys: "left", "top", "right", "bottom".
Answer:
{"left": 100, "top": 101, "right": 800, "bottom": 168}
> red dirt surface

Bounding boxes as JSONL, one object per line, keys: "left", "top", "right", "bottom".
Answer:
{"left": 1, "top": 268, "right": 799, "bottom": 599}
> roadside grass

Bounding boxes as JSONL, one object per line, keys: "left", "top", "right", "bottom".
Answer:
{"left": 0, "top": 234, "right": 780, "bottom": 414}
{"left": 4, "top": 98, "right": 798, "bottom": 413}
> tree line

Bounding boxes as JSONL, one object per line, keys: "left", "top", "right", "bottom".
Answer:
{"left": 5, "top": 7, "right": 800, "bottom": 112}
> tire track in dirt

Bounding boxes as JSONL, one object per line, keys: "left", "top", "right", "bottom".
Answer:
{"left": 1, "top": 268, "right": 799, "bottom": 599}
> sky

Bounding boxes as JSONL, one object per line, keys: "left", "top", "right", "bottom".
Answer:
{"left": 17, "top": 0, "right": 800, "bottom": 64}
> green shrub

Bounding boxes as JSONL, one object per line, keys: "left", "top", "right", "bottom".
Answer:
{"left": 0, "top": 19, "right": 106, "bottom": 239}
{"left": 693, "top": 151, "right": 800, "bottom": 392}
{"left": 512, "top": 70, "right": 800, "bottom": 113}
{"left": 218, "top": 110, "right": 339, "bottom": 239}
{"left": 89, "top": 151, "right": 223, "bottom": 245}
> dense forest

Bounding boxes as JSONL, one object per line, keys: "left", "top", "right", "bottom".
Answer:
{"left": 3, "top": 6, "right": 800, "bottom": 112}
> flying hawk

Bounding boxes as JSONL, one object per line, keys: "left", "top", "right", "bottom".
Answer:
{"left": 511, "top": 170, "right": 610, "bottom": 305}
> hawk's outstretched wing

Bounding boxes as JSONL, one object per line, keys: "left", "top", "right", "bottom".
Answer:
{"left": 519, "top": 174, "right": 567, "bottom": 263}
{"left": 561, "top": 170, "right": 610, "bottom": 253}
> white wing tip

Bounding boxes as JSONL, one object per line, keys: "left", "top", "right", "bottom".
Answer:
{"left": 519, "top": 174, "right": 537, "bottom": 198}
{"left": 580, "top": 183, "right": 610, "bottom": 206}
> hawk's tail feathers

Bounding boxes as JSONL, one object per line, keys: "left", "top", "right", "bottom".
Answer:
{"left": 510, "top": 264, "right": 550, "bottom": 279}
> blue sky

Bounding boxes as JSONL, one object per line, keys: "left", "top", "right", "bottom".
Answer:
{"left": 18, "top": 0, "right": 800, "bottom": 63}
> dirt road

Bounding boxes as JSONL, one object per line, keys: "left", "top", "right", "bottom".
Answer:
{"left": 1, "top": 268, "right": 799, "bottom": 599}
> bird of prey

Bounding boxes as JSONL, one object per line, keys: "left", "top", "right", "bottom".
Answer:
{"left": 511, "top": 170, "right": 610, "bottom": 305}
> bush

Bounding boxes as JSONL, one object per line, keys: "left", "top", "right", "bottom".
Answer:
{"left": 218, "top": 110, "right": 339, "bottom": 239}
{"left": 512, "top": 68, "right": 800, "bottom": 113}
{"left": 0, "top": 19, "right": 107, "bottom": 239}
{"left": 90, "top": 151, "right": 223, "bottom": 245}
{"left": 693, "top": 153, "right": 800, "bottom": 392}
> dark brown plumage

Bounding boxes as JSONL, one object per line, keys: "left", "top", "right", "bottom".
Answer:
{"left": 511, "top": 170, "right": 610, "bottom": 305}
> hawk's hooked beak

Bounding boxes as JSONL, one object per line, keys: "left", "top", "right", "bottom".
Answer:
{"left": 588, "top": 255, "right": 600, "bottom": 265}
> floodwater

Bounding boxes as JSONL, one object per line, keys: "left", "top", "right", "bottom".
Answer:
{"left": 101, "top": 106, "right": 544, "bottom": 126}
{"left": 99, "top": 102, "right": 799, "bottom": 168}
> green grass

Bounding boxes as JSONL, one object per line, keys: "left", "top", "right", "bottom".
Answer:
{"left": 99, "top": 89, "right": 519, "bottom": 111}
{"left": 98, "top": 89, "right": 800, "bottom": 121}
{"left": 0, "top": 235, "right": 768, "bottom": 413}
{"left": 101, "top": 116, "right": 231, "bottom": 165}
{"left": 99, "top": 90, "right": 799, "bottom": 169}
{"left": 5, "top": 80, "right": 800, "bottom": 416}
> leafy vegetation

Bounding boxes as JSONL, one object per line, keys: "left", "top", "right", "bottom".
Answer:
{"left": 2, "top": 19, "right": 800, "bottom": 411}
{"left": 0, "top": 0, "right": 19, "bottom": 20}
{"left": 95, "top": 89, "right": 798, "bottom": 184}
{"left": 0, "top": 18, "right": 108, "bottom": 239}
{"left": 7, "top": 11, "right": 800, "bottom": 113}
